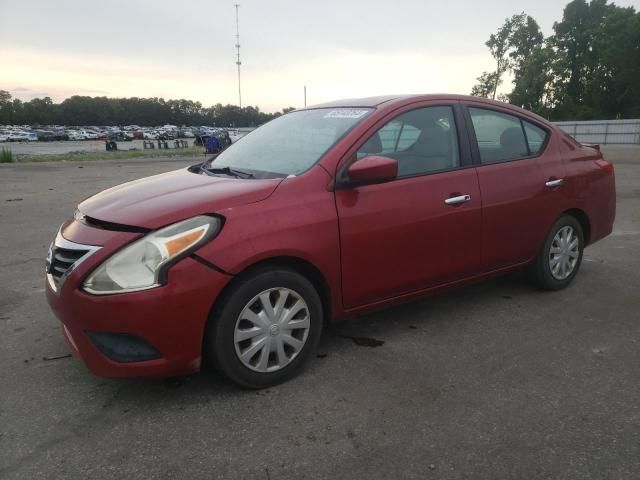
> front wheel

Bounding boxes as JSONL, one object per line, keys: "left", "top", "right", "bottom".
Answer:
{"left": 205, "top": 267, "right": 323, "bottom": 388}
{"left": 528, "top": 215, "right": 584, "bottom": 290}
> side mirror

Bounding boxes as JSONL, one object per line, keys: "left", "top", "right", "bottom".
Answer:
{"left": 346, "top": 155, "right": 398, "bottom": 186}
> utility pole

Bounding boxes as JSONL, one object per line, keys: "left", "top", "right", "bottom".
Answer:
{"left": 234, "top": 4, "right": 242, "bottom": 109}
{"left": 304, "top": 85, "right": 307, "bottom": 107}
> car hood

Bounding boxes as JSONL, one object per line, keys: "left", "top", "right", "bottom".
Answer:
{"left": 78, "top": 167, "right": 283, "bottom": 229}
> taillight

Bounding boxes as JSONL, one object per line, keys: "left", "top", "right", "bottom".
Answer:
{"left": 594, "top": 159, "right": 614, "bottom": 174}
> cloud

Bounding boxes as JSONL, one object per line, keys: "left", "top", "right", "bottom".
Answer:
{"left": 2, "top": 44, "right": 495, "bottom": 111}
{"left": 6, "top": 83, "right": 111, "bottom": 102}
{"left": 7, "top": 0, "right": 637, "bottom": 110}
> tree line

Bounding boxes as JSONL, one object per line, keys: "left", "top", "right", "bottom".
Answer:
{"left": 471, "top": 0, "right": 640, "bottom": 120}
{"left": 0, "top": 91, "right": 295, "bottom": 127}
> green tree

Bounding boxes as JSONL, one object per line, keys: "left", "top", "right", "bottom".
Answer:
{"left": 485, "top": 16, "right": 517, "bottom": 99}
{"left": 509, "top": 45, "right": 555, "bottom": 113}
{"left": 471, "top": 72, "right": 501, "bottom": 98}
{"left": 551, "top": 0, "right": 640, "bottom": 119}
{"left": 0, "top": 90, "right": 14, "bottom": 124}
{"left": 508, "top": 14, "right": 546, "bottom": 110}
{"left": 472, "top": 13, "right": 544, "bottom": 101}
{"left": 473, "top": 1, "right": 639, "bottom": 119}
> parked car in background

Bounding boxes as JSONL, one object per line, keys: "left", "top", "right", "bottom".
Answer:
{"left": 67, "top": 130, "right": 84, "bottom": 141}
{"left": 158, "top": 131, "right": 176, "bottom": 140}
{"left": 228, "top": 130, "right": 243, "bottom": 143}
{"left": 107, "top": 132, "right": 133, "bottom": 142}
{"left": 51, "top": 129, "right": 69, "bottom": 141}
{"left": 35, "top": 130, "right": 56, "bottom": 142}
{"left": 8, "top": 131, "right": 30, "bottom": 142}
{"left": 46, "top": 94, "right": 616, "bottom": 389}
{"left": 80, "top": 130, "right": 98, "bottom": 140}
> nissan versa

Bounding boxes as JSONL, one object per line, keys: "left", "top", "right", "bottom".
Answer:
{"left": 46, "top": 95, "right": 616, "bottom": 388}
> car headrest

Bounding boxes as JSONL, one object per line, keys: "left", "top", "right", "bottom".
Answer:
{"left": 500, "top": 127, "right": 525, "bottom": 149}
{"left": 413, "top": 125, "right": 449, "bottom": 156}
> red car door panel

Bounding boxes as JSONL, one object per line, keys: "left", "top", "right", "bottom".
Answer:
{"left": 336, "top": 168, "right": 481, "bottom": 309}
{"left": 465, "top": 103, "right": 567, "bottom": 271}
{"left": 476, "top": 160, "right": 547, "bottom": 269}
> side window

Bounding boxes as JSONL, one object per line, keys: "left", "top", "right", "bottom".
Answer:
{"left": 356, "top": 106, "right": 460, "bottom": 177}
{"left": 396, "top": 125, "right": 421, "bottom": 150}
{"left": 469, "top": 108, "right": 529, "bottom": 164}
{"left": 377, "top": 120, "right": 402, "bottom": 152}
{"left": 523, "top": 121, "right": 548, "bottom": 155}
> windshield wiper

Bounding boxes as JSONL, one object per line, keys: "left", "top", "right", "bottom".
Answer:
{"left": 203, "top": 165, "right": 254, "bottom": 179}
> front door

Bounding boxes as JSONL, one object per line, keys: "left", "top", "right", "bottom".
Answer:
{"left": 335, "top": 104, "right": 482, "bottom": 309}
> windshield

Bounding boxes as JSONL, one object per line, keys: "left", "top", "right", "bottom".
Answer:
{"left": 209, "top": 108, "right": 373, "bottom": 176}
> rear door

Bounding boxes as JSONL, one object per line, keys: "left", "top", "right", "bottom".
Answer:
{"left": 335, "top": 102, "right": 483, "bottom": 309}
{"left": 463, "top": 103, "right": 566, "bottom": 271}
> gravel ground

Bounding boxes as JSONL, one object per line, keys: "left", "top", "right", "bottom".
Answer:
{"left": 0, "top": 146, "right": 638, "bottom": 479}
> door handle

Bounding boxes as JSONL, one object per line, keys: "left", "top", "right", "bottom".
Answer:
{"left": 445, "top": 194, "right": 471, "bottom": 205}
{"left": 545, "top": 178, "right": 564, "bottom": 188}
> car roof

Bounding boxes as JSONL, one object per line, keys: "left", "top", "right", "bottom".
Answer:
{"left": 304, "top": 94, "right": 552, "bottom": 127}
{"left": 307, "top": 95, "right": 411, "bottom": 108}
{"left": 306, "top": 94, "right": 524, "bottom": 108}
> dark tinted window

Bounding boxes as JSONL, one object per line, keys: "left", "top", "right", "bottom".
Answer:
{"left": 469, "top": 108, "right": 529, "bottom": 163}
{"left": 357, "top": 106, "right": 460, "bottom": 177}
{"left": 523, "top": 121, "right": 548, "bottom": 154}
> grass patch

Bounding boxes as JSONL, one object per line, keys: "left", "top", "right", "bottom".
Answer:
{"left": 14, "top": 146, "right": 205, "bottom": 163}
{"left": 1, "top": 147, "right": 13, "bottom": 163}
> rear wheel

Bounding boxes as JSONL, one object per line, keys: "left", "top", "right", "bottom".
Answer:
{"left": 528, "top": 215, "right": 584, "bottom": 290}
{"left": 205, "top": 267, "right": 323, "bottom": 389}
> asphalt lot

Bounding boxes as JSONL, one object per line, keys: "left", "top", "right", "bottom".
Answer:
{"left": 1, "top": 147, "right": 639, "bottom": 479}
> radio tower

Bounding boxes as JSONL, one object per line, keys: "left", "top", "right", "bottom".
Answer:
{"left": 234, "top": 4, "right": 242, "bottom": 108}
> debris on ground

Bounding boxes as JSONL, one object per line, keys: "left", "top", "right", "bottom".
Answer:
{"left": 340, "top": 335, "right": 385, "bottom": 347}
{"left": 42, "top": 353, "right": 72, "bottom": 361}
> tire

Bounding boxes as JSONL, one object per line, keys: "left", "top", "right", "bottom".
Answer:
{"left": 205, "top": 267, "right": 323, "bottom": 389}
{"left": 527, "top": 215, "right": 584, "bottom": 290}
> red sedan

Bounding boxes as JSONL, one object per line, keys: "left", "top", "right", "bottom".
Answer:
{"left": 46, "top": 95, "right": 616, "bottom": 388}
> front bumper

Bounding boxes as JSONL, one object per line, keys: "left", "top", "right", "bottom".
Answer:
{"left": 46, "top": 220, "right": 231, "bottom": 378}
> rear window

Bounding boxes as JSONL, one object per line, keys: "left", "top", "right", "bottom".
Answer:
{"left": 469, "top": 108, "right": 549, "bottom": 163}
{"left": 469, "top": 108, "right": 528, "bottom": 164}
{"left": 523, "top": 121, "right": 548, "bottom": 155}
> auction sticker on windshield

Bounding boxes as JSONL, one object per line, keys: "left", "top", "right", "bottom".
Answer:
{"left": 323, "top": 109, "right": 370, "bottom": 119}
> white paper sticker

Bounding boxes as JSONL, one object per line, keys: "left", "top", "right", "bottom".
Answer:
{"left": 323, "top": 109, "right": 370, "bottom": 119}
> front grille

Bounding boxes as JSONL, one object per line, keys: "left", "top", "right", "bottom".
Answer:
{"left": 46, "top": 230, "right": 101, "bottom": 293}
{"left": 48, "top": 246, "right": 88, "bottom": 287}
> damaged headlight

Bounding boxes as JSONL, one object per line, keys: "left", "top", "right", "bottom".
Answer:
{"left": 83, "top": 216, "right": 221, "bottom": 295}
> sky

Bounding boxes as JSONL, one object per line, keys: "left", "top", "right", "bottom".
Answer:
{"left": 1, "top": 0, "right": 639, "bottom": 113}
